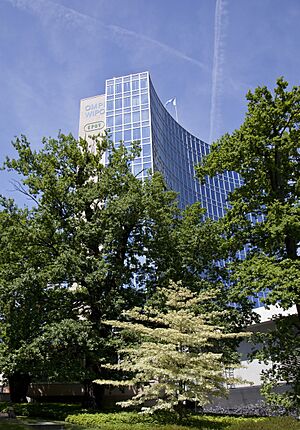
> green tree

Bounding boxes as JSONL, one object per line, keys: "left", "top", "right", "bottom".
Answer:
{"left": 95, "top": 281, "right": 249, "bottom": 415}
{"left": 0, "top": 133, "right": 179, "bottom": 404}
{"left": 0, "top": 200, "right": 91, "bottom": 402}
{"left": 196, "top": 78, "right": 300, "bottom": 409}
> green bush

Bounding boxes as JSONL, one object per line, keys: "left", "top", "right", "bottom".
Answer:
{"left": 65, "top": 412, "right": 245, "bottom": 429}
{"left": 229, "top": 416, "right": 300, "bottom": 430}
{"left": 65, "top": 412, "right": 300, "bottom": 430}
{"left": 8, "top": 402, "right": 84, "bottom": 420}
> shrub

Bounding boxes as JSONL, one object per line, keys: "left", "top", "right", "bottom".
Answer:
{"left": 6, "top": 402, "right": 84, "bottom": 420}
{"left": 229, "top": 416, "right": 300, "bottom": 430}
{"left": 65, "top": 412, "right": 300, "bottom": 430}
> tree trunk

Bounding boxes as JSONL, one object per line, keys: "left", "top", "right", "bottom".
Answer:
{"left": 82, "top": 380, "right": 106, "bottom": 409}
{"left": 8, "top": 372, "right": 31, "bottom": 403}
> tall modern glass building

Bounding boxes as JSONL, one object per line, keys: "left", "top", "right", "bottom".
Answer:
{"left": 79, "top": 71, "right": 243, "bottom": 219}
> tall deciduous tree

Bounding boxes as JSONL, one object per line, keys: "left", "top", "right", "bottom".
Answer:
{"left": 196, "top": 78, "right": 300, "bottom": 409}
{"left": 0, "top": 133, "right": 179, "bottom": 403}
{"left": 95, "top": 281, "right": 249, "bottom": 415}
{"left": 197, "top": 77, "right": 300, "bottom": 312}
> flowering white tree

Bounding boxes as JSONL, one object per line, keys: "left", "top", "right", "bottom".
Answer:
{"left": 95, "top": 281, "right": 249, "bottom": 414}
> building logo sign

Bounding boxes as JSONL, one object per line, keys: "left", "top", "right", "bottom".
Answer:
{"left": 84, "top": 121, "right": 105, "bottom": 132}
{"left": 84, "top": 102, "right": 105, "bottom": 118}
{"left": 79, "top": 94, "right": 106, "bottom": 157}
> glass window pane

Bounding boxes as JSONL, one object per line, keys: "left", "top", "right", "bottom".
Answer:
{"left": 124, "top": 113, "right": 131, "bottom": 124}
{"left": 107, "top": 85, "right": 114, "bottom": 95}
{"left": 132, "top": 111, "right": 140, "bottom": 123}
{"left": 132, "top": 80, "right": 139, "bottom": 90}
{"left": 133, "top": 164, "right": 142, "bottom": 176}
{"left": 124, "top": 129, "right": 131, "bottom": 141}
{"left": 106, "top": 116, "right": 113, "bottom": 127}
{"left": 142, "top": 126, "right": 150, "bottom": 138}
{"left": 123, "top": 81, "right": 131, "bottom": 92}
{"left": 124, "top": 97, "right": 130, "bottom": 108}
{"left": 143, "top": 162, "right": 152, "bottom": 171}
{"left": 133, "top": 128, "right": 141, "bottom": 140}
{"left": 140, "top": 78, "right": 147, "bottom": 88}
{"left": 107, "top": 100, "right": 114, "bottom": 111}
{"left": 141, "top": 94, "right": 148, "bottom": 104}
{"left": 115, "top": 131, "right": 122, "bottom": 142}
{"left": 142, "top": 144, "right": 151, "bottom": 157}
{"left": 115, "top": 115, "right": 122, "bottom": 126}
{"left": 116, "top": 83, "right": 122, "bottom": 93}
{"left": 141, "top": 110, "right": 149, "bottom": 121}
{"left": 115, "top": 98, "right": 122, "bottom": 109}
{"left": 132, "top": 96, "right": 139, "bottom": 107}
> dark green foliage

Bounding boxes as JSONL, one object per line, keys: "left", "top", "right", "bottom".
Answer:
{"left": 0, "top": 133, "right": 180, "bottom": 402}
{"left": 2, "top": 402, "right": 83, "bottom": 420}
{"left": 196, "top": 78, "right": 300, "bottom": 409}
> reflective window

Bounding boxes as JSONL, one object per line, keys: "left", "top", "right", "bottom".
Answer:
{"left": 132, "top": 80, "right": 139, "bottom": 91}
{"left": 132, "top": 111, "right": 140, "bottom": 123}
{"left": 142, "top": 126, "right": 150, "bottom": 138}
{"left": 124, "top": 129, "right": 131, "bottom": 141}
{"left": 141, "top": 110, "right": 149, "bottom": 121}
{"left": 115, "top": 98, "right": 122, "bottom": 109}
{"left": 124, "top": 113, "right": 131, "bottom": 124}
{"left": 106, "top": 100, "right": 114, "bottom": 111}
{"left": 133, "top": 164, "right": 142, "bottom": 176}
{"left": 140, "top": 78, "right": 147, "bottom": 89}
{"left": 133, "top": 128, "right": 141, "bottom": 140}
{"left": 107, "top": 85, "right": 114, "bottom": 95}
{"left": 141, "top": 94, "right": 148, "bottom": 104}
{"left": 115, "top": 131, "right": 122, "bottom": 142}
{"left": 142, "top": 144, "right": 151, "bottom": 157}
{"left": 115, "top": 83, "right": 122, "bottom": 93}
{"left": 123, "top": 81, "right": 131, "bottom": 92}
{"left": 115, "top": 115, "right": 122, "bottom": 126}
{"left": 106, "top": 116, "right": 113, "bottom": 127}
{"left": 124, "top": 97, "right": 130, "bottom": 108}
{"left": 132, "top": 96, "right": 139, "bottom": 107}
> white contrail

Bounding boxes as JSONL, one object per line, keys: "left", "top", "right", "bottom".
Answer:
{"left": 209, "top": 0, "right": 227, "bottom": 143}
{"left": 6, "top": 0, "right": 207, "bottom": 71}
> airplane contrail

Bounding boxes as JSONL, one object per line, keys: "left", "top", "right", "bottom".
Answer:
{"left": 209, "top": 0, "right": 227, "bottom": 144}
{"left": 6, "top": 0, "right": 207, "bottom": 71}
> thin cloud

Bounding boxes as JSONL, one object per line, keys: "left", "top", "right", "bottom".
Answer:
{"left": 6, "top": 0, "right": 207, "bottom": 71}
{"left": 209, "top": 0, "right": 227, "bottom": 143}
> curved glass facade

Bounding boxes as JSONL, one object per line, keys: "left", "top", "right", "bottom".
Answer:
{"left": 149, "top": 77, "right": 242, "bottom": 216}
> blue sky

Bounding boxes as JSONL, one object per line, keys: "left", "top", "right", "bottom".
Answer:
{"left": 1, "top": 0, "right": 300, "bottom": 201}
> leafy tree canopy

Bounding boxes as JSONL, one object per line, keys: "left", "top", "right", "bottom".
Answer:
{"left": 196, "top": 77, "right": 300, "bottom": 311}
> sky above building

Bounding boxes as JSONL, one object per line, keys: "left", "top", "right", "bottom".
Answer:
{"left": 1, "top": 0, "right": 300, "bottom": 202}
